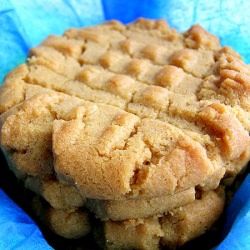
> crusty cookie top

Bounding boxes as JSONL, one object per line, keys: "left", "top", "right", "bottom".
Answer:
{"left": 0, "top": 18, "right": 250, "bottom": 199}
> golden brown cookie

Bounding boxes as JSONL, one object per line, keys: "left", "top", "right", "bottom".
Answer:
{"left": 95, "top": 216, "right": 164, "bottom": 250}
{"left": 0, "top": 91, "right": 216, "bottom": 200}
{"left": 161, "top": 187, "right": 225, "bottom": 248}
{"left": 25, "top": 176, "right": 84, "bottom": 209}
{"left": 32, "top": 196, "right": 91, "bottom": 239}
{"left": 86, "top": 187, "right": 195, "bottom": 221}
{"left": 95, "top": 187, "right": 225, "bottom": 250}
{"left": 0, "top": 18, "right": 249, "bottom": 249}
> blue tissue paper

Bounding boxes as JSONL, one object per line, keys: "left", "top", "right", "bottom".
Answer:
{"left": 0, "top": 0, "right": 249, "bottom": 249}
{"left": 0, "top": 189, "right": 53, "bottom": 250}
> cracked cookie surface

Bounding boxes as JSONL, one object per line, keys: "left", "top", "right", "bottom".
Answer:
{"left": 0, "top": 18, "right": 250, "bottom": 249}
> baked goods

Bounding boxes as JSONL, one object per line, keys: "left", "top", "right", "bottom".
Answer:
{"left": 0, "top": 18, "right": 249, "bottom": 249}
{"left": 31, "top": 196, "right": 91, "bottom": 239}
{"left": 97, "top": 187, "right": 225, "bottom": 250}
{"left": 85, "top": 187, "right": 195, "bottom": 221}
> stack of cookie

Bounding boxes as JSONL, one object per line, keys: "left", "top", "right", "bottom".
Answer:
{"left": 0, "top": 18, "right": 250, "bottom": 249}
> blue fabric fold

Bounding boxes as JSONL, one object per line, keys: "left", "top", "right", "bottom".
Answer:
{"left": 0, "top": 189, "right": 53, "bottom": 250}
{"left": 0, "top": 0, "right": 249, "bottom": 249}
{"left": 213, "top": 175, "right": 250, "bottom": 250}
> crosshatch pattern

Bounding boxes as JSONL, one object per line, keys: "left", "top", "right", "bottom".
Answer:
{"left": 0, "top": 18, "right": 250, "bottom": 249}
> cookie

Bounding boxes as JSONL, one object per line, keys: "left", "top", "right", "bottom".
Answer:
{"left": 86, "top": 187, "right": 195, "bottom": 221}
{"left": 25, "top": 176, "right": 84, "bottom": 209}
{"left": 95, "top": 216, "right": 163, "bottom": 250}
{"left": 1, "top": 91, "right": 216, "bottom": 200}
{"left": 32, "top": 196, "right": 91, "bottom": 239}
{"left": 161, "top": 187, "right": 225, "bottom": 248}
{"left": 2, "top": 90, "right": 243, "bottom": 200}
{"left": 0, "top": 18, "right": 249, "bottom": 249}
{"left": 96, "top": 187, "right": 225, "bottom": 250}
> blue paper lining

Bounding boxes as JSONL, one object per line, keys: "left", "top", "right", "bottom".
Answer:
{"left": 213, "top": 175, "right": 250, "bottom": 250}
{"left": 0, "top": 189, "right": 53, "bottom": 250}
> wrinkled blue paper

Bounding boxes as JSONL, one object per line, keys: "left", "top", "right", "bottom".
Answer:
{"left": 0, "top": 0, "right": 249, "bottom": 249}
{"left": 213, "top": 175, "right": 250, "bottom": 250}
{"left": 0, "top": 189, "right": 53, "bottom": 250}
